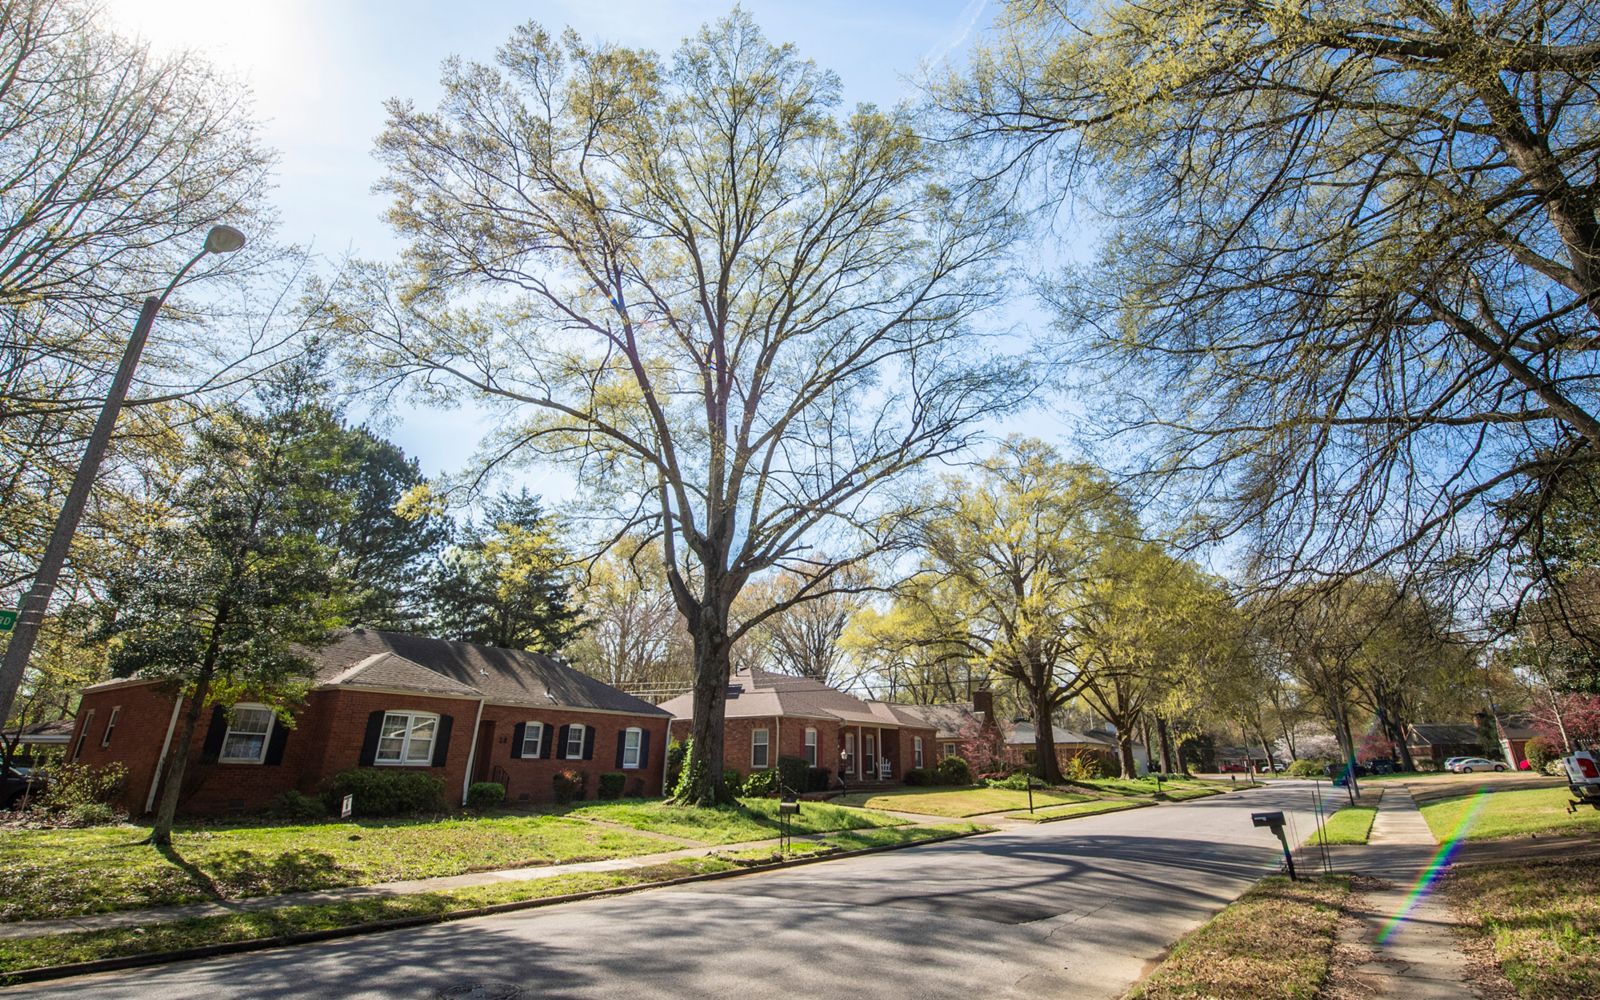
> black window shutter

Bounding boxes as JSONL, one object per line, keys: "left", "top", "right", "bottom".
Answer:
{"left": 582, "top": 725, "right": 595, "bottom": 761}
{"left": 639, "top": 729, "right": 651, "bottom": 768}
{"left": 201, "top": 705, "right": 228, "bottom": 760}
{"left": 556, "top": 724, "right": 572, "bottom": 760}
{"left": 431, "top": 714, "right": 454, "bottom": 767}
{"left": 541, "top": 725, "right": 554, "bottom": 759}
{"left": 263, "top": 719, "right": 290, "bottom": 766}
{"left": 615, "top": 731, "right": 626, "bottom": 768}
{"left": 511, "top": 722, "right": 526, "bottom": 759}
{"left": 359, "top": 710, "right": 385, "bottom": 766}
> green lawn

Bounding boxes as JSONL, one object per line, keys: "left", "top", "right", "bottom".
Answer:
{"left": 1448, "top": 860, "right": 1600, "bottom": 999}
{"left": 1007, "top": 799, "right": 1150, "bottom": 822}
{"left": 1418, "top": 786, "right": 1600, "bottom": 842}
{"left": 1306, "top": 805, "right": 1377, "bottom": 845}
{"left": 1129, "top": 876, "right": 1351, "bottom": 1000}
{"left": 1069, "top": 776, "right": 1226, "bottom": 800}
{"left": 0, "top": 822, "right": 975, "bottom": 982}
{"left": 0, "top": 798, "right": 905, "bottom": 922}
{"left": 832, "top": 786, "right": 1093, "bottom": 817}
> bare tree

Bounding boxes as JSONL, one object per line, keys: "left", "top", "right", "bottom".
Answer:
{"left": 737, "top": 562, "right": 872, "bottom": 687}
{"left": 340, "top": 12, "right": 1029, "bottom": 804}
{"left": 938, "top": 0, "right": 1600, "bottom": 596}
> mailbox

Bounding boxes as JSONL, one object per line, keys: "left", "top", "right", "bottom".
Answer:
{"left": 1252, "top": 811, "right": 1286, "bottom": 831}
{"left": 778, "top": 801, "right": 800, "bottom": 815}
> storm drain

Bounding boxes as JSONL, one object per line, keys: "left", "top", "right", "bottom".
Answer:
{"left": 437, "top": 984, "right": 522, "bottom": 1000}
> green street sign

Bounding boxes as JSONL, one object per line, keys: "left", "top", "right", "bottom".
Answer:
{"left": 0, "top": 609, "right": 16, "bottom": 634}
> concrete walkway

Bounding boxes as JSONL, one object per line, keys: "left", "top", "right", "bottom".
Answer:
{"left": 1334, "top": 786, "right": 1483, "bottom": 999}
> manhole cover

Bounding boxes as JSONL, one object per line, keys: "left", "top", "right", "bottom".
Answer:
{"left": 437, "top": 984, "right": 522, "bottom": 1000}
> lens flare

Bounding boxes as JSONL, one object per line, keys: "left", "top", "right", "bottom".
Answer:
{"left": 1375, "top": 787, "right": 1490, "bottom": 945}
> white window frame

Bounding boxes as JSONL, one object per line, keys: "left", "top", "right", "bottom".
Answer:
{"left": 914, "top": 736, "right": 924, "bottom": 769}
{"left": 218, "top": 704, "right": 276, "bottom": 764}
{"left": 622, "top": 727, "right": 643, "bottom": 769}
{"left": 101, "top": 706, "right": 122, "bottom": 748}
{"left": 521, "top": 721, "right": 544, "bottom": 758}
{"left": 803, "top": 727, "right": 818, "bottom": 767}
{"left": 565, "top": 724, "right": 586, "bottom": 760}
{"left": 942, "top": 743, "right": 958, "bottom": 760}
{"left": 375, "top": 710, "right": 439, "bottom": 766}
{"left": 752, "top": 728, "right": 770, "bottom": 769}
{"left": 74, "top": 709, "right": 95, "bottom": 760}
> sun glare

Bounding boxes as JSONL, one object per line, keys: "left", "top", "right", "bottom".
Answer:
{"left": 100, "top": 0, "right": 291, "bottom": 73}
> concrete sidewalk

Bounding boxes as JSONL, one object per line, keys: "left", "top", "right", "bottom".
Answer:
{"left": 1333, "top": 786, "right": 1483, "bottom": 999}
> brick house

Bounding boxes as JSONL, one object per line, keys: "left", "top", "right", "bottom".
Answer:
{"left": 894, "top": 693, "right": 1142, "bottom": 777}
{"left": 67, "top": 629, "right": 670, "bottom": 815}
{"left": 660, "top": 669, "right": 939, "bottom": 787}
{"left": 1404, "top": 722, "right": 1485, "bottom": 766}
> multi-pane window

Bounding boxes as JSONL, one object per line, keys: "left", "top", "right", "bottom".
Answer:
{"left": 914, "top": 736, "right": 924, "bottom": 768}
{"left": 803, "top": 728, "right": 818, "bottom": 767}
{"left": 565, "top": 724, "right": 586, "bottom": 759}
{"left": 622, "top": 728, "right": 642, "bottom": 769}
{"left": 752, "top": 728, "right": 770, "bottom": 768}
{"left": 220, "top": 705, "right": 275, "bottom": 764}
{"left": 521, "top": 722, "right": 544, "bottom": 758}
{"left": 73, "top": 709, "right": 95, "bottom": 760}
{"left": 376, "top": 711, "right": 437, "bottom": 765}
{"left": 101, "top": 706, "right": 121, "bottom": 748}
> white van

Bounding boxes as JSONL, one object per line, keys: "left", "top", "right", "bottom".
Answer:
{"left": 1563, "top": 750, "right": 1600, "bottom": 813}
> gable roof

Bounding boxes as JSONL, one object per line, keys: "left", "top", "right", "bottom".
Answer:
{"left": 658, "top": 668, "right": 925, "bottom": 728}
{"left": 1496, "top": 713, "right": 1540, "bottom": 741}
{"left": 1406, "top": 723, "right": 1481, "bottom": 746}
{"left": 879, "top": 702, "right": 974, "bottom": 739}
{"left": 1007, "top": 720, "right": 1107, "bottom": 747}
{"left": 307, "top": 629, "right": 668, "bottom": 716}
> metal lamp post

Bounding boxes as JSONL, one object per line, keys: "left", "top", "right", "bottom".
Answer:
{"left": 0, "top": 226, "right": 247, "bottom": 724}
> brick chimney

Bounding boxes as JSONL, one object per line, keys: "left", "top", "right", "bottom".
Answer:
{"left": 972, "top": 688, "right": 994, "bottom": 723}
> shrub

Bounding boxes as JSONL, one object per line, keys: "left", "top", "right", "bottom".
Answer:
{"left": 805, "top": 766, "right": 831, "bottom": 792}
{"left": 721, "top": 768, "right": 742, "bottom": 801}
{"left": 935, "top": 755, "right": 971, "bottom": 786}
{"left": 466, "top": 782, "right": 506, "bottom": 810}
{"left": 1524, "top": 737, "right": 1557, "bottom": 772}
{"left": 1415, "top": 759, "right": 1441, "bottom": 773}
{"left": 38, "top": 761, "right": 127, "bottom": 813}
{"left": 552, "top": 769, "right": 587, "bottom": 804}
{"left": 903, "top": 767, "right": 938, "bottom": 786}
{"left": 986, "top": 772, "right": 1041, "bottom": 791}
{"left": 598, "top": 772, "right": 626, "bottom": 800}
{"left": 777, "top": 755, "right": 808, "bottom": 795}
{"left": 742, "top": 768, "right": 779, "bottom": 797}
{"left": 1545, "top": 759, "right": 1567, "bottom": 776}
{"left": 322, "top": 768, "right": 446, "bottom": 817}
{"left": 60, "top": 803, "right": 117, "bottom": 827}
{"left": 267, "top": 790, "right": 325, "bottom": 820}
{"left": 665, "top": 739, "right": 687, "bottom": 793}
{"left": 1285, "top": 759, "right": 1328, "bottom": 778}
{"left": 1064, "top": 754, "right": 1101, "bottom": 782}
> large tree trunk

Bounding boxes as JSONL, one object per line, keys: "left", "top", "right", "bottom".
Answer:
{"left": 149, "top": 665, "right": 215, "bottom": 846}
{"left": 678, "top": 605, "right": 735, "bottom": 806}
{"left": 1117, "top": 731, "right": 1137, "bottom": 778}
{"left": 1256, "top": 725, "right": 1278, "bottom": 773}
{"left": 1031, "top": 685, "right": 1063, "bottom": 785}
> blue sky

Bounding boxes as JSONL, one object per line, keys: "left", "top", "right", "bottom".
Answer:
{"left": 105, "top": 1, "right": 1079, "bottom": 496}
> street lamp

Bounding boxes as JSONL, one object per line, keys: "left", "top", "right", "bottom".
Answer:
{"left": 0, "top": 225, "right": 247, "bottom": 724}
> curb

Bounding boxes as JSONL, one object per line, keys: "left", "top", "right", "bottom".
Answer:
{"left": 0, "top": 828, "right": 984, "bottom": 988}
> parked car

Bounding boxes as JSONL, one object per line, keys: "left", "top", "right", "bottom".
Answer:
{"left": 1441, "top": 756, "right": 1471, "bottom": 772}
{"left": 1, "top": 765, "right": 45, "bottom": 810}
{"left": 1451, "top": 757, "right": 1506, "bottom": 773}
{"left": 1562, "top": 751, "right": 1600, "bottom": 812}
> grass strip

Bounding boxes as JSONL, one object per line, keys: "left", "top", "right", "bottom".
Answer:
{"left": 0, "top": 824, "right": 973, "bottom": 983}
{"left": 831, "top": 787, "right": 1091, "bottom": 817}
{"left": 1447, "top": 859, "right": 1600, "bottom": 999}
{"left": 1418, "top": 786, "right": 1600, "bottom": 842}
{"left": 1006, "top": 799, "right": 1150, "bottom": 822}
{"left": 1129, "top": 875, "right": 1351, "bottom": 1000}
{"left": 1305, "top": 805, "right": 1377, "bottom": 846}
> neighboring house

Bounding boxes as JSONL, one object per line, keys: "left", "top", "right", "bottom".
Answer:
{"left": 1, "top": 719, "right": 73, "bottom": 767}
{"left": 1495, "top": 713, "right": 1540, "bottom": 768}
{"left": 67, "top": 628, "right": 670, "bottom": 815}
{"left": 894, "top": 693, "right": 1147, "bottom": 777}
{"left": 1005, "top": 720, "right": 1120, "bottom": 775}
{"left": 659, "top": 669, "right": 938, "bottom": 785}
{"left": 1404, "top": 723, "right": 1484, "bottom": 766}
{"left": 1215, "top": 746, "right": 1271, "bottom": 773}
{"left": 889, "top": 698, "right": 985, "bottom": 762}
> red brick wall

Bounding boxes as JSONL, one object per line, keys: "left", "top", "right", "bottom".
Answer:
{"left": 476, "top": 704, "right": 669, "bottom": 803}
{"left": 68, "top": 684, "right": 666, "bottom": 814}
{"left": 668, "top": 716, "right": 940, "bottom": 784}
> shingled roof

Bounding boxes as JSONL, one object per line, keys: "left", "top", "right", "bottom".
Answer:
{"left": 658, "top": 668, "right": 913, "bottom": 727}
{"left": 307, "top": 629, "right": 667, "bottom": 716}
{"left": 1407, "top": 723, "right": 1481, "bottom": 746}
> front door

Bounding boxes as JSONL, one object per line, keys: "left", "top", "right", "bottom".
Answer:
{"left": 865, "top": 734, "right": 876, "bottom": 780}
{"left": 473, "top": 719, "right": 495, "bottom": 783}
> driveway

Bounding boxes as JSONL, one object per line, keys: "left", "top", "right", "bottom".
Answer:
{"left": 7, "top": 783, "right": 1329, "bottom": 1000}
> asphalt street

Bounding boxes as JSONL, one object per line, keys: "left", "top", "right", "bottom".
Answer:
{"left": 7, "top": 782, "right": 1329, "bottom": 1000}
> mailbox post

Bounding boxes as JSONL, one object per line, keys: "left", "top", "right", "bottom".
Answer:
{"left": 778, "top": 788, "right": 800, "bottom": 854}
{"left": 1252, "top": 811, "right": 1297, "bottom": 881}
